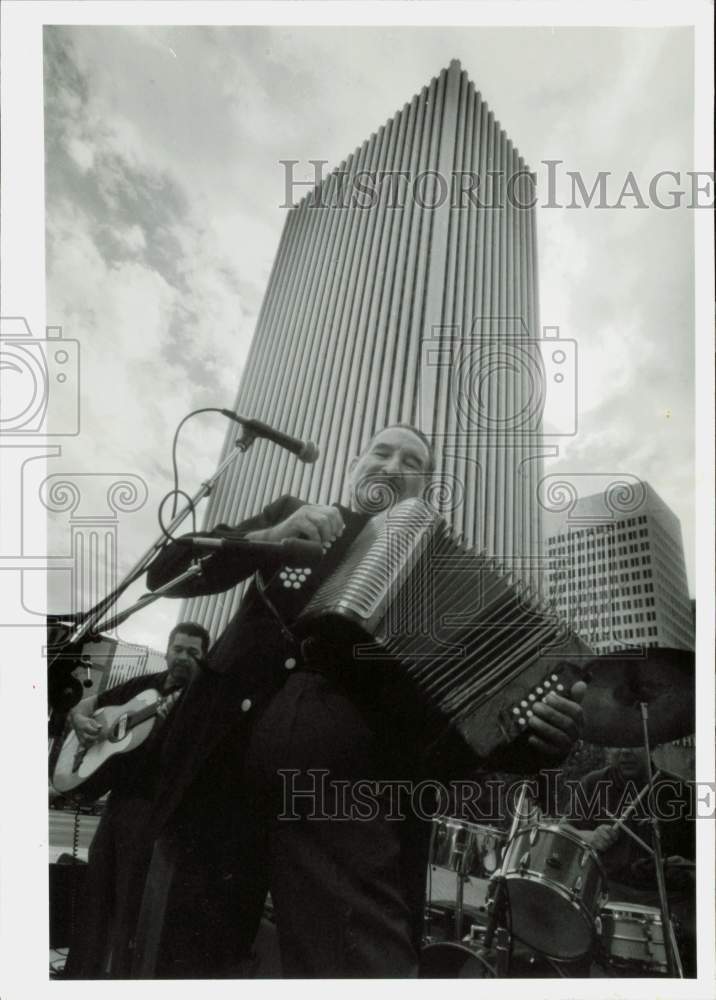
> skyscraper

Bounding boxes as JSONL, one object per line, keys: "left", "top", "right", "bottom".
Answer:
{"left": 545, "top": 481, "right": 694, "bottom": 653}
{"left": 184, "top": 59, "right": 546, "bottom": 637}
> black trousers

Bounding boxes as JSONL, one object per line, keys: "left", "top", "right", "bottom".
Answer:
{"left": 244, "top": 669, "right": 428, "bottom": 977}
{"left": 64, "top": 795, "right": 155, "bottom": 978}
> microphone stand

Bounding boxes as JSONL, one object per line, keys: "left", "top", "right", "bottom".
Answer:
{"left": 89, "top": 558, "right": 216, "bottom": 634}
{"left": 46, "top": 430, "right": 258, "bottom": 733}
{"left": 60, "top": 430, "right": 257, "bottom": 650}
{"left": 640, "top": 702, "right": 684, "bottom": 978}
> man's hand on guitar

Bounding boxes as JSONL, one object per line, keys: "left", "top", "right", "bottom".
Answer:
{"left": 72, "top": 712, "right": 103, "bottom": 748}
{"left": 526, "top": 680, "right": 586, "bottom": 759}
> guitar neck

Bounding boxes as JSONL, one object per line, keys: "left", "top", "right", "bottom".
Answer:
{"left": 125, "top": 690, "right": 178, "bottom": 731}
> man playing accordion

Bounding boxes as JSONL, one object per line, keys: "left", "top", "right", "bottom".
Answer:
{"left": 137, "top": 423, "right": 586, "bottom": 977}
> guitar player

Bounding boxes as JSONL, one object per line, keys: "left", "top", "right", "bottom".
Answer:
{"left": 62, "top": 621, "right": 209, "bottom": 979}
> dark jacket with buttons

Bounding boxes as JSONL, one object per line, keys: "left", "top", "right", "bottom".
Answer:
{"left": 145, "top": 494, "right": 372, "bottom": 834}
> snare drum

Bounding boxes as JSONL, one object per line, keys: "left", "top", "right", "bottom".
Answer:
{"left": 501, "top": 823, "right": 606, "bottom": 959}
{"left": 429, "top": 817, "right": 505, "bottom": 879}
{"left": 597, "top": 902, "right": 667, "bottom": 974}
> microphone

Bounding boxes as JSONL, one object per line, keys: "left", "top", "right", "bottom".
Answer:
{"left": 191, "top": 535, "right": 324, "bottom": 566}
{"left": 221, "top": 411, "right": 319, "bottom": 464}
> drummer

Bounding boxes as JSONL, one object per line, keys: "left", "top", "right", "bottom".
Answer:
{"left": 564, "top": 746, "right": 696, "bottom": 974}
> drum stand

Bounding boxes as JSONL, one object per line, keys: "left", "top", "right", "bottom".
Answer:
{"left": 481, "top": 781, "right": 531, "bottom": 976}
{"left": 454, "top": 871, "right": 467, "bottom": 942}
{"left": 638, "top": 701, "right": 684, "bottom": 978}
{"left": 482, "top": 877, "right": 511, "bottom": 976}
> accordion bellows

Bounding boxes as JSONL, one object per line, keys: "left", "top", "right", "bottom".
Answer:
{"left": 297, "top": 498, "right": 592, "bottom": 766}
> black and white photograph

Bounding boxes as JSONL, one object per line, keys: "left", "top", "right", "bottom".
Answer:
{"left": 0, "top": 1, "right": 713, "bottom": 995}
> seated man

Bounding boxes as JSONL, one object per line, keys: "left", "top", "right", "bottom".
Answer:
{"left": 61, "top": 621, "right": 209, "bottom": 979}
{"left": 138, "top": 424, "right": 587, "bottom": 978}
{"left": 565, "top": 746, "right": 696, "bottom": 974}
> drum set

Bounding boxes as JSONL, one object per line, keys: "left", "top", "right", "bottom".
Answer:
{"left": 420, "top": 648, "right": 695, "bottom": 979}
{"left": 422, "top": 805, "right": 672, "bottom": 977}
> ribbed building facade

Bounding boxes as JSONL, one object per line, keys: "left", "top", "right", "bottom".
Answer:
{"left": 184, "top": 59, "right": 546, "bottom": 638}
{"left": 545, "top": 482, "right": 694, "bottom": 653}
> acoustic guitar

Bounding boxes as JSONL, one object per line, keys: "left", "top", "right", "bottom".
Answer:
{"left": 52, "top": 687, "right": 181, "bottom": 798}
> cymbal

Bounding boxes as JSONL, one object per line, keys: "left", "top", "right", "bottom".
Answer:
{"left": 581, "top": 647, "right": 694, "bottom": 747}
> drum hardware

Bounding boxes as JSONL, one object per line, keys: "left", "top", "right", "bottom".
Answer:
{"left": 455, "top": 873, "right": 467, "bottom": 942}
{"left": 479, "top": 781, "right": 530, "bottom": 976}
{"left": 638, "top": 700, "right": 683, "bottom": 977}
{"left": 493, "top": 926, "right": 511, "bottom": 978}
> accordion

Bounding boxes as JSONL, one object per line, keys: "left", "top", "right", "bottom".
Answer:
{"left": 296, "top": 498, "right": 592, "bottom": 767}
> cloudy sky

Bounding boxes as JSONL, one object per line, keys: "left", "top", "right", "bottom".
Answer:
{"left": 40, "top": 20, "right": 699, "bottom": 652}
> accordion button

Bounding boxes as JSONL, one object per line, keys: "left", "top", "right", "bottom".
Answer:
{"left": 283, "top": 581, "right": 292, "bottom": 589}
{"left": 280, "top": 572, "right": 287, "bottom": 580}
{"left": 241, "top": 698, "right": 252, "bottom": 713}
{"left": 551, "top": 674, "right": 559, "bottom": 682}
{"left": 284, "top": 657, "right": 297, "bottom": 670}
{"left": 543, "top": 679, "right": 551, "bottom": 689}
{"left": 292, "top": 582, "right": 301, "bottom": 589}
{"left": 536, "top": 687, "right": 544, "bottom": 695}
{"left": 528, "top": 693, "right": 536, "bottom": 702}
{"left": 520, "top": 700, "right": 528, "bottom": 708}
{"left": 556, "top": 683, "right": 565, "bottom": 692}
{"left": 517, "top": 717, "right": 527, "bottom": 727}
{"left": 512, "top": 707, "right": 520, "bottom": 716}
{"left": 305, "top": 567, "right": 312, "bottom": 575}
{"left": 526, "top": 709, "right": 534, "bottom": 718}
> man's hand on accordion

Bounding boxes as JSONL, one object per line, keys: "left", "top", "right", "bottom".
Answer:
{"left": 525, "top": 680, "right": 586, "bottom": 759}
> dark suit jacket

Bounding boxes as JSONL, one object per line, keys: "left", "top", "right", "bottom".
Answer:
{"left": 145, "top": 495, "right": 371, "bottom": 832}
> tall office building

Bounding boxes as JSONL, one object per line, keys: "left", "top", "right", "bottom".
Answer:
{"left": 545, "top": 482, "right": 694, "bottom": 653}
{"left": 184, "top": 59, "right": 546, "bottom": 637}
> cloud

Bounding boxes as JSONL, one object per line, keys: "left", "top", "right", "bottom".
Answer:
{"left": 43, "top": 29, "right": 269, "bottom": 636}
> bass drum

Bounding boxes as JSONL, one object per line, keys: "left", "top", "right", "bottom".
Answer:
{"left": 419, "top": 942, "right": 495, "bottom": 978}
